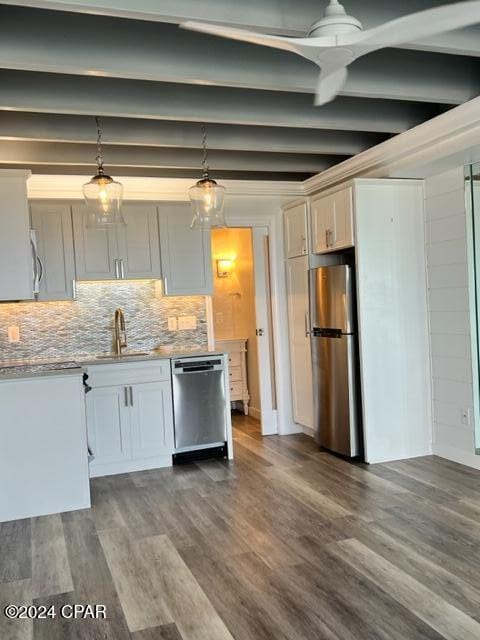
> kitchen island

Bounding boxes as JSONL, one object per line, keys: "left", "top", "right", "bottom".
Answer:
{"left": 0, "top": 349, "right": 233, "bottom": 522}
{"left": 0, "top": 365, "right": 90, "bottom": 522}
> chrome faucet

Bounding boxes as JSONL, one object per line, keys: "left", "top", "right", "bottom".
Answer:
{"left": 114, "top": 308, "right": 127, "bottom": 356}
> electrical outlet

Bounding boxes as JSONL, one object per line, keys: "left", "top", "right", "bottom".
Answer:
{"left": 461, "top": 408, "right": 471, "bottom": 426}
{"left": 178, "top": 315, "right": 197, "bottom": 330}
{"left": 8, "top": 325, "right": 20, "bottom": 343}
{"left": 167, "top": 317, "right": 178, "bottom": 331}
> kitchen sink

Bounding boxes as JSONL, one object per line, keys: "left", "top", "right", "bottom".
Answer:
{"left": 95, "top": 351, "right": 150, "bottom": 360}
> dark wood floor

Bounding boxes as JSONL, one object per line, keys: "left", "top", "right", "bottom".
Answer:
{"left": 2, "top": 414, "right": 480, "bottom": 639}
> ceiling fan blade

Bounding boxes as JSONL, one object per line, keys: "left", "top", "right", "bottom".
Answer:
{"left": 315, "top": 67, "right": 348, "bottom": 106}
{"left": 181, "top": 21, "right": 334, "bottom": 58}
{"left": 351, "top": 0, "right": 480, "bottom": 56}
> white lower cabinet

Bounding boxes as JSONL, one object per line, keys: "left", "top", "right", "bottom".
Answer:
{"left": 86, "top": 361, "right": 174, "bottom": 477}
{"left": 87, "top": 386, "right": 132, "bottom": 467}
{"left": 130, "top": 381, "right": 174, "bottom": 459}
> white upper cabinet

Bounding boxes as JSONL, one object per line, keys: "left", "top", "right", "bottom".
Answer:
{"left": 284, "top": 201, "right": 308, "bottom": 258}
{"left": 0, "top": 171, "right": 34, "bottom": 301}
{"left": 72, "top": 204, "right": 118, "bottom": 280}
{"left": 116, "top": 204, "right": 161, "bottom": 279}
{"left": 312, "top": 192, "right": 335, "bottom": 253}
{"left": 158, "top": 203, "right": 213, "bottom": 296}
{"left": 312, "top": 187, "right": 354, "bottom": 253}
{"left": 72, "top": 203, "right": 161, "bottom": 280}
{"left": 286, "top": 255, "right": 314, "bottom": 429}
{"left": 30, "top": 202, "right": 76, "bottom": 300}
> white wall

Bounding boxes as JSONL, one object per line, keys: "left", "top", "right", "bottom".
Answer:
{"left": 424, "top": 167, "right": 480, "bottom": 469}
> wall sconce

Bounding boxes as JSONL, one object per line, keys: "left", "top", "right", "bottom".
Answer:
{"left": 217, "top": 259, "right": 235, "bottom": 278}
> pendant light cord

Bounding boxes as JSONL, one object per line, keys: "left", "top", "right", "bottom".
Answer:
{"left": 95, "top": 116, "right": 105, "bottom": 175}
{"left": 201, "top": 124, "right": 209, "bottom": 180}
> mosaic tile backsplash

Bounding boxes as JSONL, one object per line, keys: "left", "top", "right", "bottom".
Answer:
{"left": 0, "top": 281, "right": 208, "bottom": 362}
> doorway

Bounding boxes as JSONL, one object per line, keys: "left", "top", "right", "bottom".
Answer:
{"left": 210, "top": 227, "right": 277, "bottom": 436}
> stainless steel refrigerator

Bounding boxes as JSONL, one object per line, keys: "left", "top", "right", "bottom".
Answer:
{"left": 310, "top": 264, "right": 360, "bottom": 457}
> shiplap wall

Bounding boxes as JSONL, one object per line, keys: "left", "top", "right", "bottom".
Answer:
{"left": 424, "top": 167, "right": 479, "bottom": 469}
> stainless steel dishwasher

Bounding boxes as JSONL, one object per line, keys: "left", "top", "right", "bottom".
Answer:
{"left": 171, "top": 355, "right": 228, "bottom": 462}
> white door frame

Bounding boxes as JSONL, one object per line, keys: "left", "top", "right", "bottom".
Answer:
{"left": 251, "top": 226, "right": 278, "bottom": 435}
{"left": 206, "top": 217, "right": 282, "bottom": 435}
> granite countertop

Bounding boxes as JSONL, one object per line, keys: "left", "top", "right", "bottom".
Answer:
{"left": 0, "top": 348, "right": 225, "bottom": 380}
{"left": 0, "top": 360, "right": 84, "bottom": 381}
{"left": 81, "top": 347, "right": 224, "bottom": 365}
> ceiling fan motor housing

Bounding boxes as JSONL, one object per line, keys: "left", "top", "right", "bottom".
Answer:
{"left": 308, "top": 0, "right": 363, "bottom": 37}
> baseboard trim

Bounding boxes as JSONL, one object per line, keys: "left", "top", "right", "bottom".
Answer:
{"left": 89, "top": 454, "right": 172, "bottom": 478}
{"left": 433, "top": 443, "right": 480, "bottom": 470}
{"left": 365, "top": 449, "right": 433, "bottom": 464}
{"left": 302, "top": 425, "right": 315, "bottom": 438}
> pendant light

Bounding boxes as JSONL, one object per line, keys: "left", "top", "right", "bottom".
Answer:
{"left": 83, "top": 116, "right": 125, "bottom": 229}
{"left": 189, "top": 125, "right": 226, "bottom": 229}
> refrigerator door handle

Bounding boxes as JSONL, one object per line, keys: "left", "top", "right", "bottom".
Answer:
{"left": 304, "top": 312, "right": 310, "bottom": 337}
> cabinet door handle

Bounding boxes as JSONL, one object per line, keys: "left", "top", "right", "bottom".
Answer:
{"left": 129, "top": 386, "right": 134, "bottom": 406}
{"left": 325, "top": 229, "right": 329, "bottom": 248}
{"left": 301, "top": 235, "right": 307, "bottom": 254}
{"left": 37, "top": 255, "right": 44, "bottom": 283}
{"left": 120, "top": 259, "right": 126, "bottom": 279}
{"left": 114, "top": 259, "right": 120, "bottom": 279}
{"left": 124, "top": 386, "right": 129, "bottom": 406}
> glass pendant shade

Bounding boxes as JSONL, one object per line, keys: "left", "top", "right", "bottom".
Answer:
{"left": 189, "top": 176, "right": 226, "bottom": 229}
{"left": 189, "top": 125, "right": 227, "bottom": 229}
{"left": 83, "top": 171, "right": 125, "bottom": 228}
{"left": 83, "top": 116, "right": 125, "bottom": 229}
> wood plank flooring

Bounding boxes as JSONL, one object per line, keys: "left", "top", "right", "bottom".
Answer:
{"left": 2, "top": 413, "right": 480, "bottom": 639}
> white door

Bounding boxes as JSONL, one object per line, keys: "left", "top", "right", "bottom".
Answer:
{"left": 252, "top": 227, "right": 278, "bottom": 435}
{"left": 312, "top": 193, "right": 335, "bottom": 253}
{"left": 86, "top": 386, "right": 131, "bottom": 467}
{"left": 72, "top": 205, "right": 118, "bottom": 280}
{"left": 117, "top": 204, "right": 162, "bottom": 279}
{"left": 130, "top": 381, "right": 174, "bottom": 459}
{"left": 286, "top": 256, "right": 314, "bottom": 429}
{"left": 284, "top": 202, "right": 308, "bottom": 258}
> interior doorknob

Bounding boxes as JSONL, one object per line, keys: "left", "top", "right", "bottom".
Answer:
{"left": 256, "top": 328, "right": 264, "bottom": 336}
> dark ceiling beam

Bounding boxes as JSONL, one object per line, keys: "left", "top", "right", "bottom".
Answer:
{"left": 0, "top": 112, "right": 388, "bottom": 155}
{"left": 0, "top": 0, "right": 478, "bottom": 56}
{"left": 0, "top": 7, "right": 477, "bottom": 104}
{"left": 20, "top": 164, "right": 313, "bottom": 181}
{"left": 0, "top": 140, "right": 347, "bottom": 173}
{"left": 0, "top": 70, "right": 446, "bottom": 134}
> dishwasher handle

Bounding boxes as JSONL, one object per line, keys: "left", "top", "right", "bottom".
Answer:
{"left": 176, "top": 365, "right": 216, "bottom": 374}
